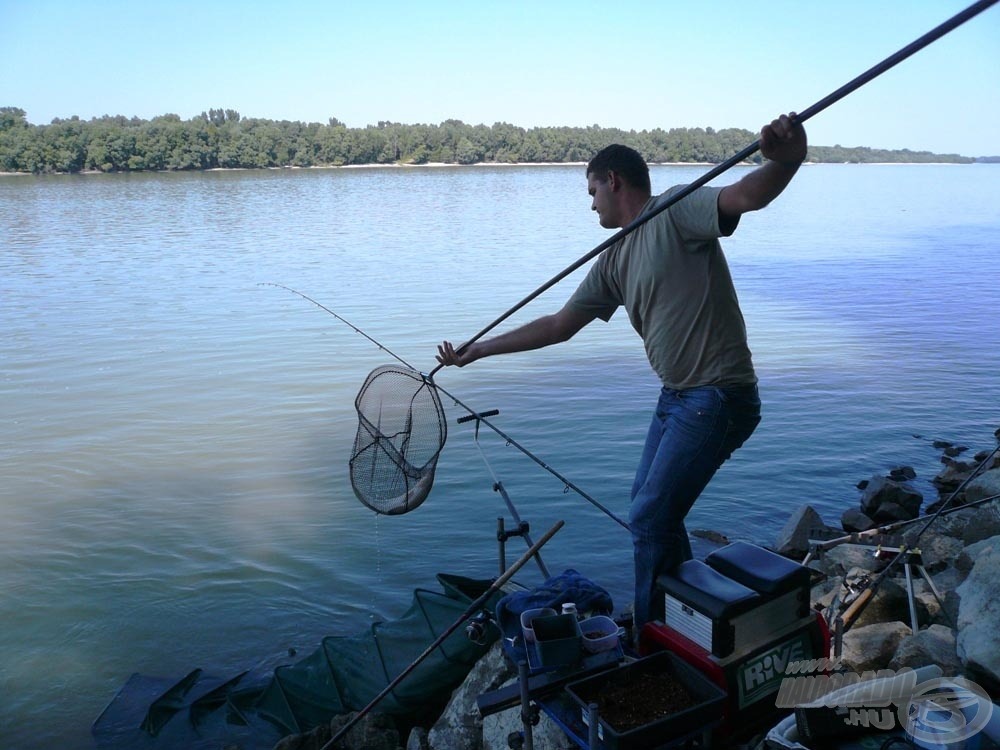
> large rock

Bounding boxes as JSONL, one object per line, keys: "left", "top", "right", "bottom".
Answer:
{"left": 817, "top": 545, "right": 888, "bottom": 578}
{"left": 896, "top": 532, "right": 965, "bottom": 574}
{"left": 810, "top": 575, "right": 844, "bottom": 613}
{"left": 888, "top": 624, "right": 963, "bottom": 676}
{"left": 481, "top": 691, "right": 576, "bottom": 750}
{"left": 965, "top": 468, "right": 1000, "bottom": 504}
{"left": 931, "top": 459, "right": 977, "bottom": 496}
{"left": 910, "top": 567, "right": 966, "bottom": 626}
{"left": 274, "top": 712, "right": 401, "bottom": 750}
{"left": 841, "top": 508, "right": 876, "bottom": 533}
{"left": 427, "top": 641, "right": 514, "bottom": 750}
{"left": 956, "top": 538, "right": 1000, "bottom": 685}
{"left": 919, "top": 507, "right": 976, "bottom": 539}
{"left": 960, "top": 503, "right": 1000, "bottom": 545}
{"left": 848, "top": 574, "right": 929, "bottom": 630}
{"left": 407, "top": 727, "right": 430, "bottom": 750}
{"left": 955, "top": 534, "right": 1000, "bottom": 573}
{"left": 860, "top": 476, "right": 923, "bottom": 522}
{"left": 841, "top": 621, "right": 911, "bottom": 673}
{"left": 774, "top": 505, "right": 834, "bottom": 559}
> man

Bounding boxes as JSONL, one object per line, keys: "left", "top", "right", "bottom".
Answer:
{"left": 436, "top": 113, "right": 807, "bottom": 628}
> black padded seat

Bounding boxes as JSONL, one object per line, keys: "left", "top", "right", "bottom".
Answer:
{"left": 705, "top": 541, "right": 811, "bottom": 598}
{"left": 657, "top": 559, "right": 761, "bottom": 620}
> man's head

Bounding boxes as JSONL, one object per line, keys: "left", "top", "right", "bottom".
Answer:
{"left": 586, "top": 144, "right": 651, "bottom": 229}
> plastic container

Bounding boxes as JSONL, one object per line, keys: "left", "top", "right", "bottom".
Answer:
{"left": 565, "top": 651, "right": 726, "bottom": 749}
{"left": 579, "top": 615, "right": 622, "bottom": 654}
{"left": 532, "top": 613, "right": 582, "bottom": 667}
{"left": 519, "top": 607, "right": 557, "bottom": 644}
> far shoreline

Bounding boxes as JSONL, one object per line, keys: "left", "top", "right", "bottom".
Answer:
{"left": 1, "top": 160, "right": 988, "bottom": 178}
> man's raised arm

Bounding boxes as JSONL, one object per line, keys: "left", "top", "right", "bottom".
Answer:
{"left": 718, "top": 112, "right": 807, "bottom": 225}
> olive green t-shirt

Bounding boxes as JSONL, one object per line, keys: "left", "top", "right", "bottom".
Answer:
{"left": 567, "top": 185, "right": 756, "bottom": 390}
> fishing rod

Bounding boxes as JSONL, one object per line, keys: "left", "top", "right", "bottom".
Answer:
{"left": 261, "top": 283, "right": 630, "bottom": 530}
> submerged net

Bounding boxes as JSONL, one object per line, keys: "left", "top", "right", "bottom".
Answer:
{"left": 350, "top": 364, "right": 448, "bottom": 514}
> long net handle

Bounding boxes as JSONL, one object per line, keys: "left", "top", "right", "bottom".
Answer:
{"left": 428, "top": 0, "right": 998, "bottom": 379}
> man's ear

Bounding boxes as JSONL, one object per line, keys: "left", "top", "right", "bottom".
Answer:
{"left": 607, "top": 170, "right": 621, "bottom": 191}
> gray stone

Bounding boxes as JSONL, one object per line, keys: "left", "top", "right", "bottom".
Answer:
{"left": 691, "top": 528, "right": 730, "bottom": 546}
{"left": 841, "top": 508, "right": 876, "bottom": 533}
{"left": 955, "top": 534, "right": 1000, "bottom": 573}
{"left": 915, "top": 507, "right": 975, "bottom": 540}
{"left": 428, "top": 642, "right": 514, "bottom": 750}
{"left": 888, "top": 624, "right": 963, "bottom": 676}
{"left": 841, "top": 621, "right": 911, "bottom": 673}
{"left": 913, "top": 588, "right": 945, "bottom": 625}
{"left": 274, "top": 712, "right": 401, "bottom": 750}
{"left": 775, "top": 505, "right": 832, "bottom": 559}
{"left": 481, "top": 682, "right": 576, "bottom": 750}
{"left": 406, "top": 726, "right": 430, "bottom": 750}
{"left": 956, "top": 542, "right": 1000, "bottom": 685}
{"left": 960, "top": 503, "right": 1000, "bottom": 546}
{"left": 874, "top": 501, "right": 918, "bottom": 524}
{"left": 908, "top": 569, "right": 964, "bottom": 626}
{"left": 965, "top": 468, "right": 1000, "bottom": 504}
{"left": 906, "top": 533, "right": 964, "bottom": 574}
{"left": 930, "top": 566, "right": 968, "bottom": 593}
{"left": 819, "top": 545, "right": 887, "bottom": 578}
{"left": 860, "top": 476, "right": 923, "bottom": 521}
{"left": 810, "top": 576, "right": 844, "bottom": 612}
{"left": 849, "top": 575, "right": 929, "bottom": 630}
{"left": 932, "top": 460, "right": 976, "bottom": 494}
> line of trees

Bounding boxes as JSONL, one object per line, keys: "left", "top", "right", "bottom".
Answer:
{"left": 0, "top": 106, "right": 976, "bottom": 174}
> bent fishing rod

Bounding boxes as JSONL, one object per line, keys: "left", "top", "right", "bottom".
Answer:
{"left": 261, "top": 283, "right": 630, "bottom": 530}
{"left": 430, "top": 0, "right": 999, "bottom": 372}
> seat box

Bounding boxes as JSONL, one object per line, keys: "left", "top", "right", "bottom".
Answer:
{"left": 660, "top": 544, "right": 814, "bottom": 658}
{"left": 660, "top": 559, "right": 763, "bottom": 658}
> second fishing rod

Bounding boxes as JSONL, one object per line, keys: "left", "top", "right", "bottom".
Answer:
{"left": 262, "top": 283, "right": 630, "bottom": 530}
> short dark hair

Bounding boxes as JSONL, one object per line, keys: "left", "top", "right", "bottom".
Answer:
{"left": 586, "top": 144, "right": 650, "bottom": 194}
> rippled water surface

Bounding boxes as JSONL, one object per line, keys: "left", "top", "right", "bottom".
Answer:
{"left": 2, "top": 163, "right": 999, "bottom": 747}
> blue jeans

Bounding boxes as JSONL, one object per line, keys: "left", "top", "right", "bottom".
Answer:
{"left": 629, "top": 384, "right": 761, "bottom": 629}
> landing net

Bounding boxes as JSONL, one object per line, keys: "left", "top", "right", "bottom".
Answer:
{"left": 350, "top": 364, "right": 448, "bottom": 514}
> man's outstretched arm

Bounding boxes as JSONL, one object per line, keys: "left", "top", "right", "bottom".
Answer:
{"left": 436, "top": 303, "right": 597, "bottom": 368}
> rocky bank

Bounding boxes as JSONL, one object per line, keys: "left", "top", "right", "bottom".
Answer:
{"left": 278, "top": 431, "right": 1000, "bottom": 750}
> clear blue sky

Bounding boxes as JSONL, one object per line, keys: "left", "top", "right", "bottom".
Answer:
{"left": 2, "top": 0, "right": 998, "bottom": 156}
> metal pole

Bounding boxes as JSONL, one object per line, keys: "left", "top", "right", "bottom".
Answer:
{"left": 588, "top": 703, "right": 600, "bottom": 749}
{"left": 518, "top": 660, "right": 534, "bottom": 750}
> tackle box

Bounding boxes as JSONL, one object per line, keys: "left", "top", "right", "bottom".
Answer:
{"left": 659, "top": 542, "right": 813, "bottom": 658}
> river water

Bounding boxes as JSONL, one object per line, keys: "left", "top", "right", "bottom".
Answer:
{"left": 2, "top": 163, "right": 999, "bottom": 747}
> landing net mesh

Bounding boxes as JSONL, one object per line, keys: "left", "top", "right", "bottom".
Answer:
{"left": 350, "top": 364, "right": 448, "bottom": 515}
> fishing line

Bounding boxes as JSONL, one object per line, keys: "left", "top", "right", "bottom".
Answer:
{"left": 261, "top": 283, "right": 630, "bottom": 529}
{"left": 265, "top": 0, "right": 997, "bottom": 524}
